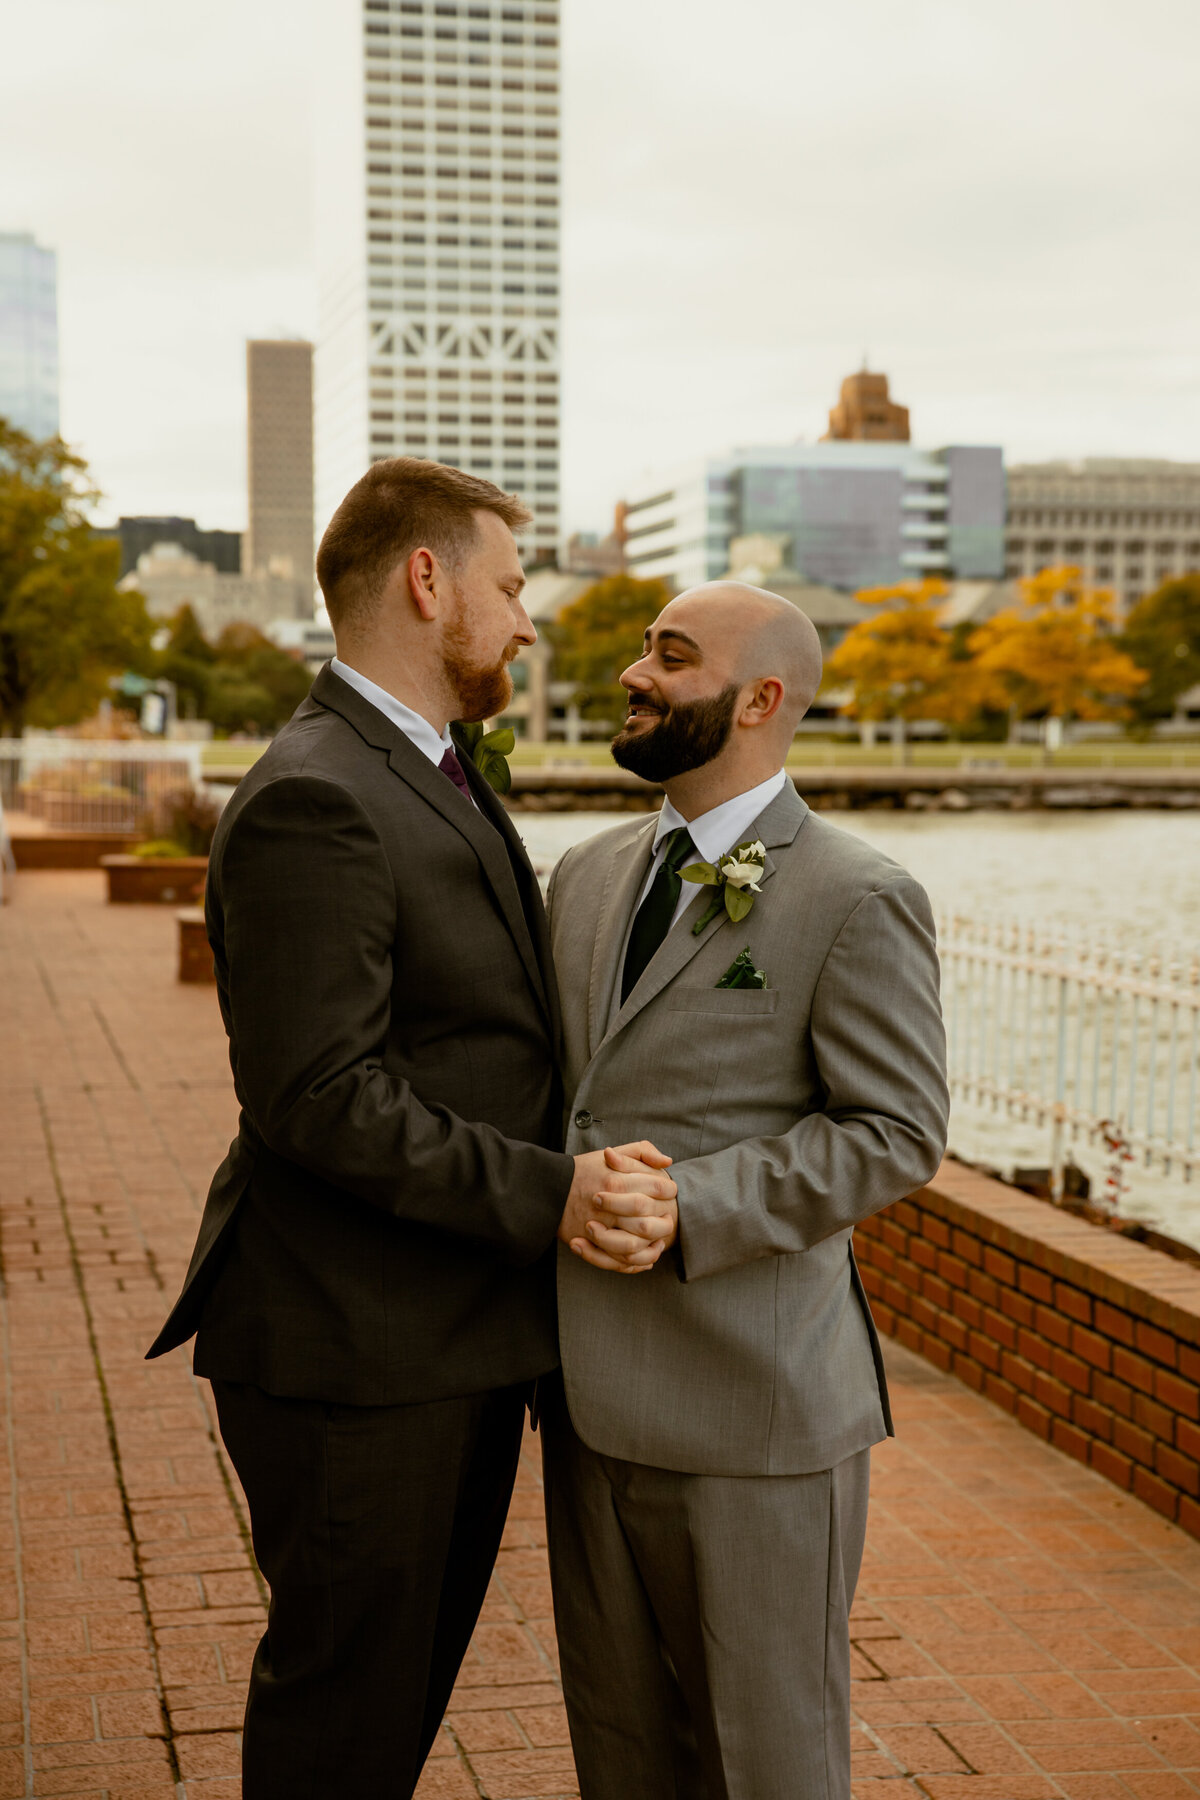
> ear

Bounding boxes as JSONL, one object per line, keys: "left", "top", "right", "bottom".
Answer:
{"left": 739, "top": 676, "right": 785, "bottom": 728}
{"left": 407, "top": 546, "right": 440, "bottom": 621}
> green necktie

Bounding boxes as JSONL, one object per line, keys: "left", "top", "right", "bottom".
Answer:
{"left": 621, "top": 827, "right": 696, "bottom": 1004}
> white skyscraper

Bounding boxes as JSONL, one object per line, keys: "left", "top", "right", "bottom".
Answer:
{"left": 0, "top": 232, "right": 59, "bottom": 441}
{"left": 315, "top": 0, "right": 561, "bottom": 564}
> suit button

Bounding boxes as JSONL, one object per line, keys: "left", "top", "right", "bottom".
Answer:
{"left": 574, "top": 1110, "right": 593, "bottom": 1129}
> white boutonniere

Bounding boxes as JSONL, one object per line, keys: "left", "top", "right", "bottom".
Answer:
{"left": 680, "top": 839, "right": 767, "bottom": 935}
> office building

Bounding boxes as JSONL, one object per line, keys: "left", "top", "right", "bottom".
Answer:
{"left": 246, "top": 339, "right": 315, "bottom": 588}
{"left": 97, "top": 516, "right": 242, "bottom": 581}
{"left": 623, "top": 439, "right": 1005, "bottom": 595}
{"left": 118, "top": 543, "right": 312, "bottom": 639}
{"left": 823, "top": 368, "right": 910, "bottom": 442}
{"left": 0, "top": 231, "right": 59, "bottom": 440}
{"left": 314, "top": 0, "right": 561, "bottom": 563}
{"left": 1005, "top": 459, "right": 1200, "bottom": 612}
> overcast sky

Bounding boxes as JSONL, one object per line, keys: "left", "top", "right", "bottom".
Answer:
{"left": 2, "top": 0, "right": 1197, "bottom": 537}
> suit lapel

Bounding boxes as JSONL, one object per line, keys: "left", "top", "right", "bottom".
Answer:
{"left": 311, "top": 665, "right": 552, "bottom": 1027}
{"left": 598, "top": 781, "right": 810, "bottom": 1049}
{"left": 585, "top": 814, "right": 657, "bottom": 1060}
{"left": 460, "top": 752, "right": 557, "bottom": 1033}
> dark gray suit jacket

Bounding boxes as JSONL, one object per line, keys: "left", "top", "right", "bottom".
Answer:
{"left": 147, "top": 665, "right": 574, "bottom": 1404}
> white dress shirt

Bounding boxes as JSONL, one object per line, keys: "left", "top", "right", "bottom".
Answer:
{"left": 605, "top": 767, "right": 788, "bottom": 1027}
{"left": 329, "top": 656, "right": 454, "bottom": 766}
{"left": 638, "top": 767, "right": 789, "bottom": 929}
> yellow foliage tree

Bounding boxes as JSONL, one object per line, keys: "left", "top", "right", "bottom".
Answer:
{"left": 971, "top": 567, "right": 1147, "bottom": 724}
{"left": 824, "top": 578, "right": 1003, "bottom": 733}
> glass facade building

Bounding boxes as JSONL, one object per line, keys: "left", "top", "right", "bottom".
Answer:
{"left": 623, "top": 442, "right": 1005, "bottom": 594}
{"left": 0, "top": 232, "right": 59, "bottom": 442}
{"left": 315, "top": 0, "right": 561, "bottom": 563}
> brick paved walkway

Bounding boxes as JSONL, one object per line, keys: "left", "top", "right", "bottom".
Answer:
{"left": 3, "top": 872, "right": 1200, "bottom": 1798}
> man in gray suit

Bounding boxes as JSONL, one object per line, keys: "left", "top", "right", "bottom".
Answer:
{"left": 543, "top": 582, "right": 949, "bottom": 1799}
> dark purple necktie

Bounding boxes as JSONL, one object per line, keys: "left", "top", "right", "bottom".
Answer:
{"left": 438, "top": 746, "right": 473, "bottom": 799}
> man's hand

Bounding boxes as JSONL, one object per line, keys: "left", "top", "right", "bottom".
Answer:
{"left": 561, "top": 1143, "right": 679, "bottom": 1274}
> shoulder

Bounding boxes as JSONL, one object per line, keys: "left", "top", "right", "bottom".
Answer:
{"left": 789, "top": 812, "right": 934, "bottom": 929}
{"left": 798, "top": 811, "right": 915, "bottom": 890}
{"left": 213, "top": 739, "right": 383, "bottom": 869}
{"left": 553, "top": 812, "right": 655, "bottom": 886}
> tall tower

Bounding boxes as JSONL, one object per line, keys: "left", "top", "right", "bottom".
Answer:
{"left": 0, "top": 232, "right": 59, "bottom": 441}
{"left": 823, "top": 369, "right": 910, "bottom": 443}
{"left": 315, "top": 0, "right": 561, "bottom": 565}
{"left": 246, "top": 338, "right": 316, "bottom": 589}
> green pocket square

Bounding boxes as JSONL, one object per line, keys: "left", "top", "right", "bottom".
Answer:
{"left": 715, "top": 948, "right": 768, "bottom": 990}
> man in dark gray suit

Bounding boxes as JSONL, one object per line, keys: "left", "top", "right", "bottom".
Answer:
{"left": 544, "top": 582, "right": 950, "bottom": 1799}
{"left": 147, "top": 459, "right": 677, "bottom": 1799}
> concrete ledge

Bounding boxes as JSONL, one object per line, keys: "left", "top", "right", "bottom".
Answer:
{"left": 859, "top": 1158, "right": 1200, "bottom": 1535}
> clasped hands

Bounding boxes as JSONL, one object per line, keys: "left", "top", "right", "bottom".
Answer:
{"left": 560, "top": 1142, "right": 678, "bottom": 1275}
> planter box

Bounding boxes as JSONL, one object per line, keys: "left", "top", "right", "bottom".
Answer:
{"left": 100, "top": 854, "right": 208, "bottom": 905}
{"left": 176, "top": 907, "right": 215, "bottom": 983}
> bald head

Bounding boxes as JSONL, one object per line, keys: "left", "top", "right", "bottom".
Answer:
{"left": 659, "top": 582, "right": 823, "bottom": 726}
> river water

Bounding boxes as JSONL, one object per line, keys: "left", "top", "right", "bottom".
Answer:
{"left": 516, "top": 809, "right": 1200, "bottom": 1247}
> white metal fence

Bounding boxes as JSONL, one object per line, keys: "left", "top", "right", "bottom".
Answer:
{"left": 939, "top": 915, "right": 1200, "bottom": 1209}
{"left": 0, "top": 738, "right": 205, "bottom": 834}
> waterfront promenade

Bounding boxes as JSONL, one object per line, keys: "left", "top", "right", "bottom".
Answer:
{"left": 5, "top": 874, "right": 1200, "bottom": 1796}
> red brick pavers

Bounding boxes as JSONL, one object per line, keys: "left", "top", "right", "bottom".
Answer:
{"left": 2, "top": 871, "right": 1200, "bottom": 1797}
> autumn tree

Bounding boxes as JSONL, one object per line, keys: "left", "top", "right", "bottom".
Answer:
{"left": 824, "top": 579, "right": 1004, "bottom": 746}
{"left": 1118, "top": 574, "right": 1200, "bottom": 724}
{"left": 551, "top": 573, "right": 671, "bottom": 721}
{"left": 0, "top": 421, "right": 153, "bottom": 735}
{"left": 971, "top": 567, "right": 1147, "bottom": 727}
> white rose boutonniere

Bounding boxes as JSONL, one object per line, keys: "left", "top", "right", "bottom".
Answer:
{"left": 680, "top": 839, "right": 767, "bottom": 935}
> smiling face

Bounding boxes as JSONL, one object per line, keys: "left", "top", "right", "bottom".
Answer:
{"left": 609, "top": 584, "right": 824, "bottom": 807}
{"left": 611, "top": 594, "right": 751, "bottom": 781}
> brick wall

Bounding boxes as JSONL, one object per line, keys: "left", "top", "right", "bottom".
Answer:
{"left": 858, "top": 1159, "right": 1200, "bottom": 1536}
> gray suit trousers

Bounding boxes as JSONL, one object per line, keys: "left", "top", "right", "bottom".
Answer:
{"left": 542, "top": 1385, "right": 869, "bottom": 1800}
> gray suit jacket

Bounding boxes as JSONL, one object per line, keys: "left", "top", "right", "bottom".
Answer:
{"left": 546, "top": 781, "right": 949, "bottom": 1476}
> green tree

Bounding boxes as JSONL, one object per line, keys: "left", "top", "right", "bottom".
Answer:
{"left": 1119, "top": 575, "right": 1200, "bottom": 724}
{"left": 552, "top": 573, "right": 671, "bottom": 721}
{"left": 0, "top": 420, "right": 153, "bottom": 734}
{"left": 156, "top": 603, "right": 216, "bottom": 719}
{"left": 206, "top": 623, "right": 311, "bottom": 735}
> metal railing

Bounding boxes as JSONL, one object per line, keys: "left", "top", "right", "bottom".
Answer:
{"left": 939, "top": 915, "right": 1200, "bottom": 1207}
{"left": 0, "top": 738, "right": 205, "bottom": 834}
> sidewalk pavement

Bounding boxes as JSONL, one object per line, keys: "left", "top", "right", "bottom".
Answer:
{"left": 3, "top": 871, "right": 1200, "bottom": 1799}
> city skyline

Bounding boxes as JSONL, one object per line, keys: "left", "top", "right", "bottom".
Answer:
{"left": 0, "top": 0, "right": 1196, "bottom": 540}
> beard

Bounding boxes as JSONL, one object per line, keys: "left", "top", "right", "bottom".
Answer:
{"left": 443, "top": 613, "right": 515, "bottom": 724}
{"left": 611, "top": 683, "right": 740, "bottom": 783}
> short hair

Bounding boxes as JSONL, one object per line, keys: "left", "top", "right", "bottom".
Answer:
{"left": 316, "top": 457, "right": 532, "bottom": 630}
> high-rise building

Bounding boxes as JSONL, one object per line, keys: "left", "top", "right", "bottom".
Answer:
{"left": 0, "top": 231, "right": 59, "bottom": 440}
{"left": 96, "top": 516, "right": 242, "bottom": 581}
{"left": 823, "top": 368, "right": 910, "bottom": 442}
{"left": 622, "top": 440, "right": 1005, "bottom": 594}
{"left": 1005, "top": 459, "right": 1200, "bottom": 613}
{"left": 246, "top": 339, "right": 316, "bottom": 588}
{"left": 315, "top": 0, "right": 561, "bottom": 563}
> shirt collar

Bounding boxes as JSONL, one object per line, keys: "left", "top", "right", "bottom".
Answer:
{"left": 330, "top": 657, "right": 453, "bottom": 767}
{"left": 652, "top": 768, "right": 789, "bottom": 865}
